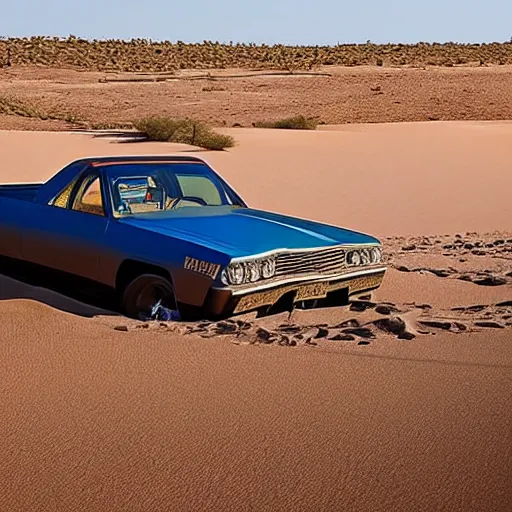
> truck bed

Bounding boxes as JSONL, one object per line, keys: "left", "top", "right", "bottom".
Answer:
{"left": 0, "top": 183, "right": 43, "bottom": 202}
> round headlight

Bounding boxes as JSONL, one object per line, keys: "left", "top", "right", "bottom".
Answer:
{"left": 371, "top": 247, "right": 382, "bottom": 264}
{"left": 347, "top": 250, "right": 361, "bottom": 266}
{"left": 246, "top": 261, "right": 261, "bottom": 282}
{"left": 261, "top": 258, "right": 276, "bottom": 279}
{"left": 227, "top": 263, "right": 245, "bottom": 285}
{"left": 360, "top": 249, "right": 371, "bottom": 265}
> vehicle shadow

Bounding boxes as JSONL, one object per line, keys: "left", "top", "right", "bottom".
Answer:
{"left": 0, "top": 260, "right": 119, "bottom": 319}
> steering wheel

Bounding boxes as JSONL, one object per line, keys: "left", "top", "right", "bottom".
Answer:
{"left": 168, "top": 196, "right": 208, "bottom": 209}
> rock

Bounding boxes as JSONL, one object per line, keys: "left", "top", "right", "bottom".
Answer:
{"left": 453, "top": 322, "right": 468, "bottom": 332}
{"left": 493, "top": 239, "right": 505, "bottom": 245}
{"left": 474, "top": 321, "right": 505, "bottom": 329}
{"left": 473, "top": 276, "right": 507, "bottom": 286}
{"left": 330, "top": 333, "right": 355, "bottom": 341}
{"left": 215, "top": 321, "right": 239, "bottom": 334}
{"left": 256, "top": 328, "right": 274, "bottom": 343}
{"left": 357, "top": 341, "right": 371, "bottom": 346}
{"left": 398, "top": 331, "right": 416, "bottom": 340}
{"left": 455, "top": 234, "right": 462, "bottom": 239}
{"left": 419, "top": 320, "right": 452, "bottom": 330}
{"left": 315, "top": 327, "right": 330, "bottom": 339}
{"left": 358, "top": 294, "right": 373, "bottom": 300}
{"left": 402, "top": 244, "right": 416, "bottom": 251}
{"left": 415, "top": 303, "right": 433, "bottom": 310}
{"left": 458, "top": 274, "right": 473, "bottom": 282}
{"left": 278, "top": 324, "right": 301, "bottom": 333}
{"left": 463, "top": 242, "right": 474, "bottom": 249}
{"left": 374, "top": 316, "right": 406, "bottom": 334}
{"left": 114, "top": 325, "right": 129, "bottom": 332}
{"left": 350, "top": 300, "right": 377, "bottom": 312}
{"left": 343, "top": 327, "right": 375, "bottom": 339}
{"left": 506, "top": 272, "right": 512, "bottom": 278}
{"left": 375, "top": 305, "right": 396, "bottom": 315}
{"left": 335, "top": 319, "right": 360, "bottom": 328}
{"left": 496, "top": 301, "right": 512, "bottom": 307}
{"left": 427, "top": 269, "right": 452, "bottom": 278}
{"left": 443, "top": 244, "right": 454, "bottom": 249}
{"left": 396, "top": 265, "right": 411, "bottom": 272}
{"left": 459, "top": 258, "right": 467, "bottom": 263}
{"left": 471, "top": 250, "right": 486, "bottom": 256}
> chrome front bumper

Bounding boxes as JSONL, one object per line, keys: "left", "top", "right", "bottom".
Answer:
{"left": 208, "top": 266, "right": 386, "bottom": 316}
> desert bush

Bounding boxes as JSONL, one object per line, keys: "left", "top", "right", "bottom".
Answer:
{"left": 253, "top": 115, "right": 318, "bottom": 130}
{"left": 0, "top": 95, "right": 82, "bottom": 124}
{"left": 1, "top": 37, "right": 511, "bottom": 72}
{"left": 133, "top": 117, "right": 235, "bottom": 150}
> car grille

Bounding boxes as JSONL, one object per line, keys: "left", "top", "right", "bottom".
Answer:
{"left": 275, "top": 246, "right": 347, "bottom": 277}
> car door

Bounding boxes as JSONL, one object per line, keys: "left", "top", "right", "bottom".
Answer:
{"left": 21, "top": 170, "right": 109, "bottom": 282}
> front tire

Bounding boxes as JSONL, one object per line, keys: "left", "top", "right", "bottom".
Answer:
{"left": 121, "top": 274, "right": 176, "bottom": 320}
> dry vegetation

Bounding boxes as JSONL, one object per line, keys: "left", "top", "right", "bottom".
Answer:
{"left": 1, "top": 37, "right": 512, "bottom": 72}
{"left": 133, "top": 117, "right": 235, "bottom": 150}
{"left": 253, "top": 115, "right": 318, "bottom": 130}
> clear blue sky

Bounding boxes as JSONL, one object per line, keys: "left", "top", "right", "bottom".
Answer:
{"left": 1, "top": 0, "right": 510, "bottom": 45}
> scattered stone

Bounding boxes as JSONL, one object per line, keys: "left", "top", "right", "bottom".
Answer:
{"left": 278, "top": 324, "right": 301, "bottom": 333}
{"left": 496, "top": 301, "right": 512, "bottom": 307}
{"left": 463, "top": 242, "right": 474, "bottom": 249}
{"left": 350, "top": 300, "right": 377, "bottom": 312}
{"left": 114, "top": 325, "right": 129, "bottom": 332}
{"left": 415, "top": 303, "right": 433, "bottom": 310}
{"left": 427, "top": 268, "right": 452, "bottom": 278}
{"left": 402, "top": 244, "right": 416, "bottom": 251}
{"left": 473, "top": 276, "right": 507, "bottom": 286}
{"left": 455, "top": 234, "right": 462, "bottom": 239}
{"left": 453, "top": 322, "right": 468, "bottom": 332}
{"left": 471, "top": 250, "right": 486, "bottom": 256}
{"left": 335, "top": 319, "right": 360, "bottom": 328}
{"left": 358, "top": 341, "right": 371, "bottom": 346}
{"left": 396, "top": 265, "right": 411, "bottom": 272}
{"left": 359, "top": 294, "right": 373, "bottom": 300}
{"left": 474, "top": 321, "right": 505, "bottom": 329}
{"left": 419, "top": 320, "right": 452, "bottom": 330}
{"left": 458, "top": 274, "right": 473, "bottom": 282}
{"left": 256, "top": 328, "right": 274, "bottom": 343}
{"left": 343, "top": 327, "right": 375, "bottom": 339}
{"left": 330, "top": 333, "right": 355, "bottom": 341}
{"left": 136, "top": 323, "right": 150, "bottom": 329}
{"left": 459, "top": 258, "right": 467, "bottom": 263}
{"left": 315, "top": 327, "right": 330, "bottom": 339}
{"left": 375, "top": 305, "right": 396, "bottom": 315}
{"left": 506, "top": 272, "right": 512, "bottom": 278}
{"left": 493, "top": 239, "right": 505, "bottom": 245}
{"left": 215, "top": 321, "right": 239, "bottom": 334}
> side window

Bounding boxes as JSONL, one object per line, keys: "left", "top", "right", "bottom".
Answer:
{"left": 51, "top": 178, "right": 79, "bottom": 208}
{"left": 72, "top": 175, "right": 105, "bottom": 216}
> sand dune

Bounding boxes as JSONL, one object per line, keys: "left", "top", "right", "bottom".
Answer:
{"left": 1, "top": 125, "right": 511, "bottom": 511}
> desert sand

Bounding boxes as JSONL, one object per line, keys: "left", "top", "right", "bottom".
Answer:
{"left": 1, "top": 124, "right": 511, "bottom": 511}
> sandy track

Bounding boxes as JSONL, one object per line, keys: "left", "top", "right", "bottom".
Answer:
{"left": 0, "top": 125, "right": 511, "bottom": 511}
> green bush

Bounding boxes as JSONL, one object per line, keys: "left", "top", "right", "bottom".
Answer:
{"left": 253, "top": 115, "right": 318, "bottom": 130}
{"left": 133, "top": 117, "right": 235, "bottom": 150}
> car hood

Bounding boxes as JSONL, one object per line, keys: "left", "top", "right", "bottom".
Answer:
{"left": 118, "top": 206, "right": 380, "bottom": 259}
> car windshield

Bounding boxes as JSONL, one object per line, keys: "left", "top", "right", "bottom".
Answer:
{"left": 104, "top": 162, "right": 242, "bottom": 217}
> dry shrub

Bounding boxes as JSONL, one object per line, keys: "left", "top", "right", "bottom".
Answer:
{"left": 253, "top": 115, "right": 318, "bottom": 130}
{"left": 133, "top": 117, "right": 235, "bottom": 150}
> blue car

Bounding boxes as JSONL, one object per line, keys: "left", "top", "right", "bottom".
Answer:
{"left": 0, "top": 156, "right": 386, "bottom": 319}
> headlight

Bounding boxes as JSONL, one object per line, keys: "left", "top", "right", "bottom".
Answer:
{"left": 221, "top": 256, "right": 276, "bottom": 286}
{"left": 370, "top": 247, "right": 382, "bottom": 264}
{"left": 346, "top": 250, "right": 361, "bottom": 266}
{"left": 261, "top": 258, "right": 276, "bottom": 279}
{"left": 226, "top": 263, "right": 245, "bottom": 285}
{"left": 346, "top": 246, "right": 382, "bottom": 267}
